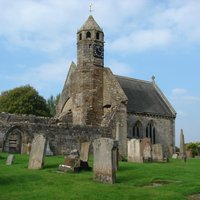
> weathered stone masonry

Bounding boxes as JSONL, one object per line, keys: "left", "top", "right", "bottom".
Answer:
{"left": 0, "top": 113, "right": 111, "bottom": 155}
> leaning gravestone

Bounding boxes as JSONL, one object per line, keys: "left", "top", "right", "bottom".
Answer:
{"left": 152, "top": 144, "right": 164, "bottom": 162}
{"left": 6, "top": 154, "right": 15, "bottom": 165}
{"left": 28, "top": 135, "right": 46, "bottom": 169}
{"left": 128, "top": 139, "right": 142, "bottom": 163}
{"left": 93, "top": 138, "right": 118, "bottom": 184}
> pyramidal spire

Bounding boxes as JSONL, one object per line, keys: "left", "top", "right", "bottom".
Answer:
{"left": 79, "top": 15, "right": 102, "bottom": 32}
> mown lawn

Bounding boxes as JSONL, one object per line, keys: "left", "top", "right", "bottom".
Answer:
{"left": 0, "top": 153, "right": 200, "bottom": 200}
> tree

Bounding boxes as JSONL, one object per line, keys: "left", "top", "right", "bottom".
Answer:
{"left": 187, "top": 142, "right": 200, "bottom": 157}
{"left": 0, "top": 85, "right": 50, "bottom": 117}
{"left": 46, "top": 94, "right": 60, "bottom": 117}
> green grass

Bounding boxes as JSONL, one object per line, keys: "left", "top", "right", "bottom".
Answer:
{"left": 0, "top": 153, "right": 200, "bottom": 200}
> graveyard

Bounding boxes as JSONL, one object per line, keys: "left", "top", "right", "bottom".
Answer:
{"left": 0, "top": 153, "right": 200, "bottom": 200}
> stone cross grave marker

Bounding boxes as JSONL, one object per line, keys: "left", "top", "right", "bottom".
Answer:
{"left": 28, "top": 135, "right": 46, "bottom": 169}
{"left": 6, "top": 154, "right": 15, "bottom": 165}
{"left": 93, "top": 138, "right": 118, "bottom": 184}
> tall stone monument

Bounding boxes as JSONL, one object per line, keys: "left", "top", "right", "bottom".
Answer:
{"left": 179, "top": 129, "right": 186, "bottom": 158}
{"left": 93, "top": 138, "right": 118, "bottom": 184}
{"left": 28, "top": 135, "right": 46, "bottom": 169}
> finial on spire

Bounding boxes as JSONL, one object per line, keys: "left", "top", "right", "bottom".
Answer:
{"left": 89, "top": 3, "right": 94, "bottom": 14}
{"left": 152, "top": 75, "right": 156, "bottom": 83}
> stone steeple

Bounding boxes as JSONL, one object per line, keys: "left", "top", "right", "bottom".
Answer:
{"left": 77, "top": 15, "right": 104, "bottom": 67}
{"left": 71, "top": 15, "right": 104, "bottom": 125}
{"left": 78, "top": 15, "right": 102, "bottom": 32}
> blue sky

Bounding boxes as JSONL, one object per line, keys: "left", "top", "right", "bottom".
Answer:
{"left": 0, "top": 0, "right": 199, "bottom": 145}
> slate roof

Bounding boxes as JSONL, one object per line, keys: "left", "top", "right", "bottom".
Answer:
{"left": 115, "top": 75, "right": 176, "bottom": 118}
{"left": 78, "top": 15, "right": 102, "bottom": 32}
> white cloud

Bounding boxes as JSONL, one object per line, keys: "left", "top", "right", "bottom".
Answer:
{"left": 110, "top": 29, "right": 172, "bottom": 52}
{"left": 171, "top": 88, "right": 200, "bottom": 103}
{"left": 106, "top": 60, "right": 134, "bottom": 76}
{"left": 0, "top": 0, "right": 200, "bottom": 53}
{"left": 151, "top": 0, "right": 200, "bottom": 43}
{"left": 4, "top": 59, "right": 71, "bottom": 97}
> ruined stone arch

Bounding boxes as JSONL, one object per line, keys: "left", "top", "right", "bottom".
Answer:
{"left": 3, "top": 126, "right": 33, "bottom": 154}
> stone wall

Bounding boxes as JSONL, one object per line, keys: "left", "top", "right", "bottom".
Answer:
{"left": 127, "top": 113, "right": 175, "bottom": 157}
{"left": 0, "top": 113, "right": 111, "bottom": 155}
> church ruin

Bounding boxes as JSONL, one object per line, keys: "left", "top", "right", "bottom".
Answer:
{"left": 0, "top": 15, "right": 176, "bottom": 158}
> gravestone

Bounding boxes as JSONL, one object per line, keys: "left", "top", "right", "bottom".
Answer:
{"left": 79, "top": 142, "right": 91, "bottom": 170}
{"left": 45, "top": 141, "right": 53, "bottom": 156}
{"left": 179, "top": 129, "right": 186, "bottom": 159}
{"left": 141, "top": 138, "right": 152, "bottom": 161}
{"left": 27, "top": 143, "right": 31, "bottom": 155}
{"left": 152, "top": 144, "right": 164, "bottom": 162}
{"left": 93, "top": 138, "right": 118, "bottom": 184}
{"left": 62, "top": 149, "right": 80, "bottom": 172}
{"left": 80, "top": 142, "right": 89, "bottom": 162}
{"left": 172, "top": 153, "right": 178, "bottom": 159}
{"left": 28, "top": 135, "right": 46, "bottom": 169}
{"left": 128, "top": 139, "right": 142, "bottom": 163}
{"left": 6, "top": 154, "right": 15, "bottom": 165}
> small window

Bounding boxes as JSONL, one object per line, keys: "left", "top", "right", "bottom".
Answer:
{"left": 96, "top": 32, "right": 100, "bottom": 40}
{"left": 79, "top": 33, "right": 82, "bottom": 40}
{"left": 86, "top": 31, "right": 91, "bottom": 38}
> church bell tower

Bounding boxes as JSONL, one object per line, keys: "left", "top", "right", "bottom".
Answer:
{"left": 72, "top": 15, "right": 104, "bottom": 125}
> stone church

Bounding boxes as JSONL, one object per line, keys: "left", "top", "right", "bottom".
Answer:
{"left": 0, "top": 15, "right": 176, "bottom": 158}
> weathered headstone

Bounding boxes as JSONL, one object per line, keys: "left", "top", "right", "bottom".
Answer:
{"left": 141, "top": 138, "right": 152, "bottom": 161}
{"left": 45, "top": 141, "right": 53, "bottom": 156}
{"left": 186, "top": 149, "right": 193, "bottom": 158}
{"left": 80, "top": 142, "right": 89, "bottom": 162}
{"left": 152, "top": 144, "right": 164, "bottom": 162}
{"left": 62, "top": 149, "right": 80, "bottom": 172}
{"left": 172, "top": 153, "right": 178, "bottom": 159}
{"left": 6, "top": 154, "right": 15, "bottom": 165}
{"left": 128, "top": 139, "right": 142, "bottom": 163}
{"left": 27, "top": 143, "right": 31, "bottom": 155}
{"left": 79, "top": 142, "right": 91, "bottom": 170}
{"left": 93, "top": 138, "right": 118, "bottom": 184}
{"left": 28, "top": 135, "right": 46, "bottom": 169}
{"left": 179, "top": 129, "right": 186, "bottom": 159}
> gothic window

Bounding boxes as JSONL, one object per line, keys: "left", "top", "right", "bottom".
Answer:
{"left": 96, "top": 32, "right": 100, "bottom": 40}
{"left": 86, "top": 31, "right": 91, "bottom": 38}
{"left": 146, "top": 121, "right": 156, "bottom": 144}
{"left": 79, "top": 33, "right": 82, "bottom": 40}
{"left": 132, "top": 121, "right": 142, "bottom": 138}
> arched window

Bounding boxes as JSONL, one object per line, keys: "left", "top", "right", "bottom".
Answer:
{"left": 146, "top": 121, "right": 156, "bottom": 144}
{"left": 86, "top": 31, "right": 91, "bottom": 38}
{"left": 132, "top": 121, "right": 142, "bottom": 138}
{"left": 79, "top": 33, "right": 82, "bottom": 40}
{"left": 96, "top": 32, "right": 100, "bottom": 40}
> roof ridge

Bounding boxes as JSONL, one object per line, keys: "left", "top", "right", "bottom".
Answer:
{"left": 114, "top": 75, "right": 152, "bottom": 84}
